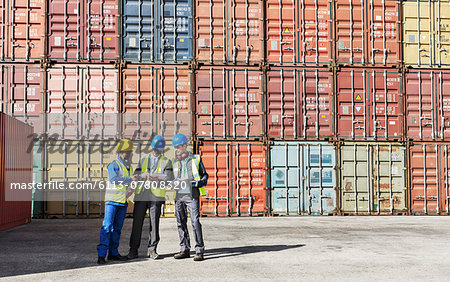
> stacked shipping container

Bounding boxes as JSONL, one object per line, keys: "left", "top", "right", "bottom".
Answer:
{"left": 2, "top": 0, "right": 449, "bottom": 218}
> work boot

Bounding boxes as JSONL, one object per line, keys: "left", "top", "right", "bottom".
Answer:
{"left": 107, "top": 254, "right": 128, "bottom": 261}
{"left": 97, "top": 257, "right": 106, "bottom": 265}
{"left": 174, "top": 251, "right": 190, "bottom": 259}
{"left": 147, "top": 249, "right": 161, "bottom": 260}
{"left": 193, "top": 253, "right": 204, "bottom": 261}
{"left": 127, "top": 250, "right": 139, "bottom": 260}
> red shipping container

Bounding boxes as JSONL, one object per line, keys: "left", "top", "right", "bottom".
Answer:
{"left": 47, "top": 65, "right": 119, "bottom": 139}
{"left": 48, "top": 0, "right": 119, "bottom": 62}
{"left": 266, "top": 0, "right": 332, "bottom": 66}
{"left": 0, "top": 0, "right": 44, "bottom": 62}
{"left": 196, "top": 0, "right": 264, "bottom": 65}
{"left": 406, "top": 70, "right": 450, "bottom": 141}
{"left": 337, "top": 69, "right": 403, "bottom": 140}
{"left": 335, "top": 0, "right": 400, "bottom": 66}
{"left": 0, "top": 113, "right": 33, "bottom": 231}
{"left": 199, "top": 141, "right": 267, "bottom": 216}
{"left": 0, "top": 65, "right": 44, "bottom": 134}
{"left": 410, "top": 144, "right": 450, "bottom": 215}
{"left": 195, "top": 67, "right": 264, "bottom": 139}
{"left": 267, "top": 68, "right": 333, "bottom": 139}
{"left": 122, "top": 65, "right": 192, "bottom": 140}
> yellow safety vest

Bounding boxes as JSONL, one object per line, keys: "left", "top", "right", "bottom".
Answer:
{"left": 136, "top": 155, "right": 167, "bottom": 198}
{"left": 173, "top": 155, "right": 207, "bottom": 197}
{"left": 105, "top": 159, "right": 133, "bottom": 204}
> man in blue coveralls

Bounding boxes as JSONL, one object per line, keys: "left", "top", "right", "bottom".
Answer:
{"left": 97, "top": 139, "right": 137, "bottom": 265}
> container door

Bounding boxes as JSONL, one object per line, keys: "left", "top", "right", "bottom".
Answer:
{"left": 122, "top": 0, "right": 155, "bottom": 62}
{"left": 266, "top": 0, "right": 296, "bottom": 64}
{"left": 306, "top": 144, "right": 336, "bottom": 215}
{"left": 440, "top": 144, "right": 450, "bottom": 214}
{"left": 341, "top": 144, "right": 371, "bottom": 213}
{"left": 86, "top": 0, "right": 119, "bottom": 61}
{"left": 49, "top": 0, "right": 83, "bottom": 61}
{"left": 437, "top": 71, "right": 450, "bottom": 140}
{"left": 196, "top": 68, "right": 227, "bottom": 138}
{"left": 435, "top": 1, "right": 450, "bottom": 66}
{"left": 32, "top": 141, "right": 43, "bottom": 217}
{"left": 403, "top": 1, "right": 433, "bottom": 67}
{"left": 159, "top": 0, "right": 192, "bottom": 62}
{"left": 0, "top": 0, "right": 6, "bottom": 60}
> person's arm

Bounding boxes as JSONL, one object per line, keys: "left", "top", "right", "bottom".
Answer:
{"left": 194, "top": 159, "right": 208, "bottom": 188}
{"left": 107, "top": 161, "right": 133, "bottom": 184}
{"left": 162, "top": 160, "right": 174, "bottom": 182}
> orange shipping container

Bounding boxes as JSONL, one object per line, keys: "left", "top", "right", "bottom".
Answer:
{"left": 199, "top": 141, "right": 268, "bottom": 216}
{"left": 121, "top": 65, "right": 192, "bottom": 140}
{"left": 0, "top": 0, "right": 44, "bottom": 62}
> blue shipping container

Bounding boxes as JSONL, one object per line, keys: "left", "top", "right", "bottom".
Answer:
{"left": 122, "top": 0, "right": 193, "bottom": 63}
{"left": 270, "top": 142, "right": 337, "bottom": 215}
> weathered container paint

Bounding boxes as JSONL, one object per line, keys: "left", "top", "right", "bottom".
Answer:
{"left": 0, "top": 0, "right": 44, "bottom": 62}
{"left": 46, "top": 65, "right": 119, "bottom": 139}
{"left": 199, "top": 141, "right": 267, "bottom": 216}
{"left": 410, "top": 143, "right": 450, "bottom": 215}
{"left": 121, "top": 65, "right": 192, "bottom": 140}
{"left": 0, "top": 113, "right": 33, "bottom": 230}
{"left": 406, "top": 70, "right": 450, "bottom": 141}
{"left": 48, "top": 0, "right": 120, "bottom": 62}
{"left": 335, "top": 0, "right": 400, "bottom": 66}
{"left": 196, "top": 0, "right": 264, "bottom": 65}
{"left": 0, "top": 65, "right": 44, "bottom": 134}
{"left": 195, "top": 67, "right": 264, "bottom": 139}
{"left": 267, "top": 68, "right": 333, "bottom": 139}
{"left": 340, "top": 142, "right": 407, "bottom": 215}
{"left": 337, "top": 69, "right": 403, "bottom": 140}
{"left": 403, "top": 0, "right": 450, "bottom": 67}
{"left": 270, "top": 141, "right": 336, "bottom": 215}
{"left": 122, "top": 0, "right": 192, "bottom": 63}
{"left": 266, "top": 0, "right": 332, "bottom": 66}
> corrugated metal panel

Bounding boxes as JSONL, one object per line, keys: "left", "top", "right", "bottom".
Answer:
{"left": 266, "top": 0, "right": 332, "bottom": 65}
{"left": 122, "top": 0, "right": 192, "bottom": 63}
{"left": 267, "top": 68, "right": 333, "bottom": 139}
{"left": 270, "top": 141, "right": 336, "bottom": 215}
{"left": 0, "top": 65, "right": 44, "bottom": 134}
{"left": 0, "top": 0, "right": 44, "bottom": 62}
{"left": 335, "top": 0, "right": 400, "bottom": 66}
{"left": 46, "top": 65, "right": 119, "bottom": 139}
{"left": 337, "top": 69, "right": 403, "bottom": 140}
{"left": 48, "top": 0, "right": 120, "bottom": 62}
{"left": 196, "top": 0, "right": 264, "bottom": 64}
{"left": 0, "top": 113, "right": 33, "bottom": 231}
{"left": 199, "top": 141, "right": 267, "bottom": 216}
{"left": 121, "top": 65, "right": 192, "bottom": 140}
{"left": 406, "top": 70, "right": 450, "bottom": 141}
{"left": 32, "top": 141, "right": 43, "bottom": 217}
{"left": 340, "top": 142, "right": 407, "bottom": 215}
{"left": 410, "top": 143, "right": 450, "bottom": 215}
{"left": 195, "top": 67, "right": 264, "bottom": 139}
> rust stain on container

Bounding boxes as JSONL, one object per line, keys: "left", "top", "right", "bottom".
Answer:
{"left": 337, "top": 69, "right": 403, "bottom": 140}
{"left": 266, "top": 0, "right": 332, "bottom": 65}
{"left": 335, "top": 0, "right": 400, "bottom": 66}
{"left": 48, "top": 0, "right": 120, "bottom": 62}
{"left": 196, "top": 0, "right": 264, "bottom": 64}
{"left": 122, "top": 65, "right": 192, "bottom": 140}
{"left": 267, "top": 68, "right": 333, "bottom": 139}
{"left": 199, "top": 141, "right": 267, "bottom": 216}
{"left": 195, "top": 67, "right": 263, "bottom": 139}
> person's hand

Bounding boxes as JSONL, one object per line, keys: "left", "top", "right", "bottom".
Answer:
{"left": 131, "top": 176, "right": 138, "bottom": 182}
{"left": 148, "top": 176, "right": 158, "bottom": 181}
{"left": 141, "top": 171, "right": 151, "bottom": 179}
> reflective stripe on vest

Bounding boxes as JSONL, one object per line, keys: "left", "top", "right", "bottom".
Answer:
{"left": 136, "top": 155, "right": 166, "bottom": 198}
{"left": 173, "top": 155, "right": 206, "bottom": 197}
{"left": 104, "top": 159, "right": 132, "bottom": 204}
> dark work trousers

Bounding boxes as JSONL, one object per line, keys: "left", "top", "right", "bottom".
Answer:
{"left": 175, "top": 195, "right": 205, "bottom": 254}
{"left": 129, "top": 200, "right": 163, "bottom": 253}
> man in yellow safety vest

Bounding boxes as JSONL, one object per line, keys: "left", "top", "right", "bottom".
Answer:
{"left": 171, "top": 134, "right": 208, "bottom": 262}
{"left": 127, "top": 135, "right": 173, "bottom": 260}
{"left": 97, "top": 139, "right": 137, "bottom": 265}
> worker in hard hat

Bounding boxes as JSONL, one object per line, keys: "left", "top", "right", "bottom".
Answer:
{"left": 171, "top": 134, "right": 208, "bottom": 262}
{"left": 127, "top": 135, "right": 174, "bottom": 260}
{"left": 97, "top": 139, "right": 137, "bottom": 265}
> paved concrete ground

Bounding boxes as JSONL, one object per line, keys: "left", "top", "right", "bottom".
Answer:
{"left": 0, "top": 216, "right": 449, "bottom": 281}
